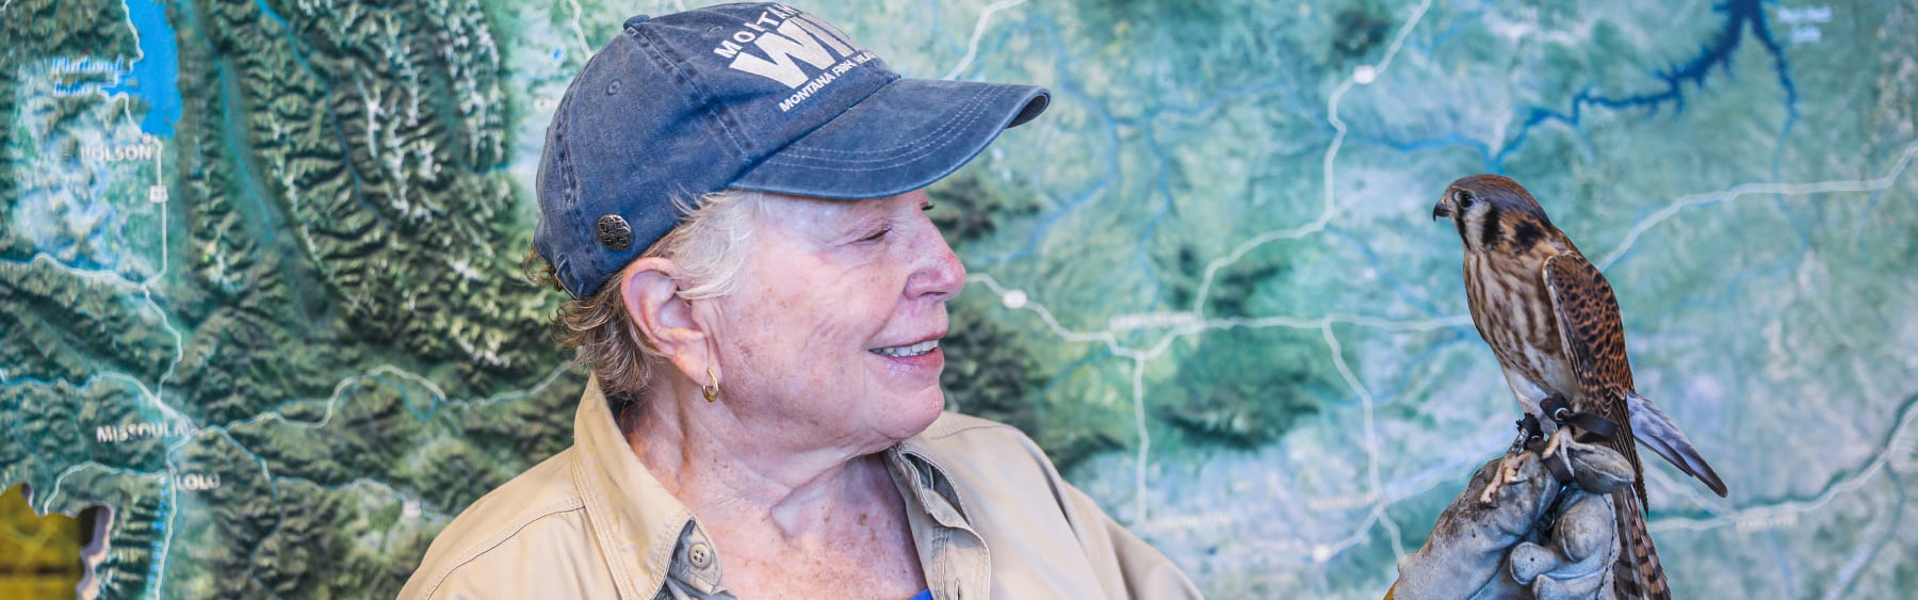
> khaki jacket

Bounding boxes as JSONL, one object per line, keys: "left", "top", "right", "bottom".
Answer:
{"left": 398, "top": 382, "right": 1202, "bottom": 599}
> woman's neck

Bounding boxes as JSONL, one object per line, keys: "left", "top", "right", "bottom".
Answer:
{"left": 617, "top": 378, "right": 928, "bottom": 598}
{"left": 622, "top": 379, "right": 899, "bottom": 538}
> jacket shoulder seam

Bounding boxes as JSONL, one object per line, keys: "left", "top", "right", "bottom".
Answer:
{"left": 416, "top": 498, "right": 588, "bottom": 599}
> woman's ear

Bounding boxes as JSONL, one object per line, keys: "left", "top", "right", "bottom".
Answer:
{"left": 618, "top": 257, "right": 711, "bottom": 381}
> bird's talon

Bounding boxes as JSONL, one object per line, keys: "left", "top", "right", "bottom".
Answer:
{"left": 1540, "top": 427, "right": 1563, "bottom": 459}
{"left": 1480, "top": 453, "right": 1529, "bottom": 506}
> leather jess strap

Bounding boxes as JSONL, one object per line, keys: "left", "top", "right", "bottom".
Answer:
{"left": 1539, "top": 395, "right": 1619, "bottom": 444}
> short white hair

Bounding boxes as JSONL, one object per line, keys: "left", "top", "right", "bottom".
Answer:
{"left": 533, "top": 190, "right": 768, "bottom": 400}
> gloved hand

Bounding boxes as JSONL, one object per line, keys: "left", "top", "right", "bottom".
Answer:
{"left": 1387, "top": 431, "right": 1637, "bottom": 600}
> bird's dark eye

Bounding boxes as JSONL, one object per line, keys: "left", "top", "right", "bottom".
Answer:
{"left": 1455, "top": 190, "right": 1477, "bottom": 207}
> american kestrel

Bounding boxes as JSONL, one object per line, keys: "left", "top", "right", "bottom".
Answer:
{"left": 1433, "top": 174, "right": 1728, "bottom": 600}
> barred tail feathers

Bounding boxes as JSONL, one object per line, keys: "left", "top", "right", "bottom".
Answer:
{"left": 1610, "top": 488, "right": 1671, "bottom": 600}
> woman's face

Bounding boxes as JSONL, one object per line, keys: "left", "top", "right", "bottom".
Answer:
{"left": 708, "top": 189, "right": 962, "bottom": 450}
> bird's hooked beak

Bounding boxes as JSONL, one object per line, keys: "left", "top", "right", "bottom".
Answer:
{"left": 1432, "top": 196, "right": 1455, "bottom": 221}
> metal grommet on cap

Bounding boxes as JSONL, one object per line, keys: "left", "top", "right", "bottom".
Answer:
{"left": 596, "top": 214, "right": 633, "bottom": 251}
{"left": 606, "top": 79, "right": 622, "bottom": 95}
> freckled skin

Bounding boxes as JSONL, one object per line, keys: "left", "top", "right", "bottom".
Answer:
{"left": 627, "top": 190, "right": 961, "bottom": 599}
{"left": 715, "top": 190, "right": 959, "bottom": 446}
{"left": 711, "top": 454, "right": 924, "bottom": 599}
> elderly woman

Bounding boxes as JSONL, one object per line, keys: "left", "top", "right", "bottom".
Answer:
{"left": 402, "top": 4, "right": 1634, "bottom": 599}
{"left": 400, "top": 4, "right": 1197, "bottom": 599}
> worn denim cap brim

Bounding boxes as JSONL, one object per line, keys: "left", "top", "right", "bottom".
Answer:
{"left": 731, "top": 77, "right": 1048, "bottom": 199}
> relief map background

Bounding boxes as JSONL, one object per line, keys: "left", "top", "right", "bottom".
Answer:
{"left": 3, "top": 0, "right": 1916, "bottom": 597}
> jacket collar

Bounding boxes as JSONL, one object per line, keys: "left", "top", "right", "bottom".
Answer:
{"left": 569, "top": 380, "right": 982, "bottom": 599}
{"left": 570, "top": 380, "right": 698, "bottom": 599}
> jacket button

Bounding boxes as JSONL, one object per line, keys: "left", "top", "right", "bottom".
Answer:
{"left": 687, "top": 541, "right": 713, "bottom": 569}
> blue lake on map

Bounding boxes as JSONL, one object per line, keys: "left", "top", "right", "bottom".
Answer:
{"left": 104, "top": 0, "right": 183, "bottom": 138}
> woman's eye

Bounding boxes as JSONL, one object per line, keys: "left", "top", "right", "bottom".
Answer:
{"left": 857, "top": 227, "right": 891, "bottom": 243}
{"left": 921, "top": 202, "right": 936, "bottom": 212}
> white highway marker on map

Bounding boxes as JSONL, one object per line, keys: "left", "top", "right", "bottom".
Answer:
{"left": 1352, "top": 65, "right": 1378, "bottom": 85}
{"left": 1000, "top": 288, "right": 1028, "bottom": 309}
{"left": 1312, "top": 544, "right": 1334, "bottom": 562}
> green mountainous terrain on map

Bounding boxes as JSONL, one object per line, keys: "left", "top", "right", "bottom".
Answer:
{"left": 3, "top": 0, "right": 1915, "bottom": 597}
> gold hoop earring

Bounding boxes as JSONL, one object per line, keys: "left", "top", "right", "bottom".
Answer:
{"left": 701, "top": 368, "right": 720, "bottom": 403}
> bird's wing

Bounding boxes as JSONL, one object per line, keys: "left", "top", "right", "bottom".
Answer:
{"left": 1541, "top": 252, "right": 1673, "bottom": 600}
{"left": 1539, "top": 252, "right": 1642, "bottom": 478}
{"left": 1542, "top": 252, "right": 1730, "bottom": 498}
{"left": 1540, "top": 251, "right": 1636, "bottom": 400}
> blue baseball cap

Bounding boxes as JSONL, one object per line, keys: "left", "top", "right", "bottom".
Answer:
{"left": 535, "top": 2, "right": 1050, "bottom": 298}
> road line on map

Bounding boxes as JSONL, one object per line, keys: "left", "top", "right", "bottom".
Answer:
{"left": 452, "top": 361, "right": 575, "bottom": 408}
{"left": 149, "top": 358, "right": 571, "bottom": 596}
{"left": 208, "top": 361, "right": 570, "bottom": 444}
{"left": 967, "top": 274, "right": 1121, "bottom": 347}
{"left": 1597, "top": 140, "right": 1918, "bottom": 271}
{"left": 287, "top": 365, "right": 447, "bottom": 431}
{"left": 146, "top": 138, "right": 183, "bottom": 414}
{"left": 113, "top": 106, "right": 188, "bottom": 600}
{"left": 93, "top": 372, "right": 193, "bottom": 440}
{"left": 968, "top": 0, "right": 1442, "bottom": 550}
{"left": 942, "top": 0, "right": 1030, "bottom": 81}
{"left": 563, "top": 0, "right": 591, "bottom": 54}
{"left": 1191, "top": 0, "right": 1435, "bottom": 318}
{"left": 56, "top": 7, "right": 573, "bottom": 596}
{"left": 1651, "top": 390, "right": 1918, "bottom": 535}
{"left": 1180, "top": 0, "right": 1437, "bottom": 556}
{"left": 1129, "top": 357, "right": 1151, "bottom": 524}
{"left": 1322, "top": 325, "right": 1408, "bottom": 560}
{"left": 39, "top": 462, "right": 164, "bottom": 514}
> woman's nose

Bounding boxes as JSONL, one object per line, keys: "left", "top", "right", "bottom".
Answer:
{"left": 904, "top": 211, "right": 966, "bottom": 302}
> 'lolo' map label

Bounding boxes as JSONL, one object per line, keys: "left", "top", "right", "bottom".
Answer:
{"left": 176, "top": 473, "right": 221, "bottom": 491}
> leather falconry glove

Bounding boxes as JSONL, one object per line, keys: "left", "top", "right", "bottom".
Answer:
{"left": 1388, "top": 430, "right": 1637, "bottom": 600}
